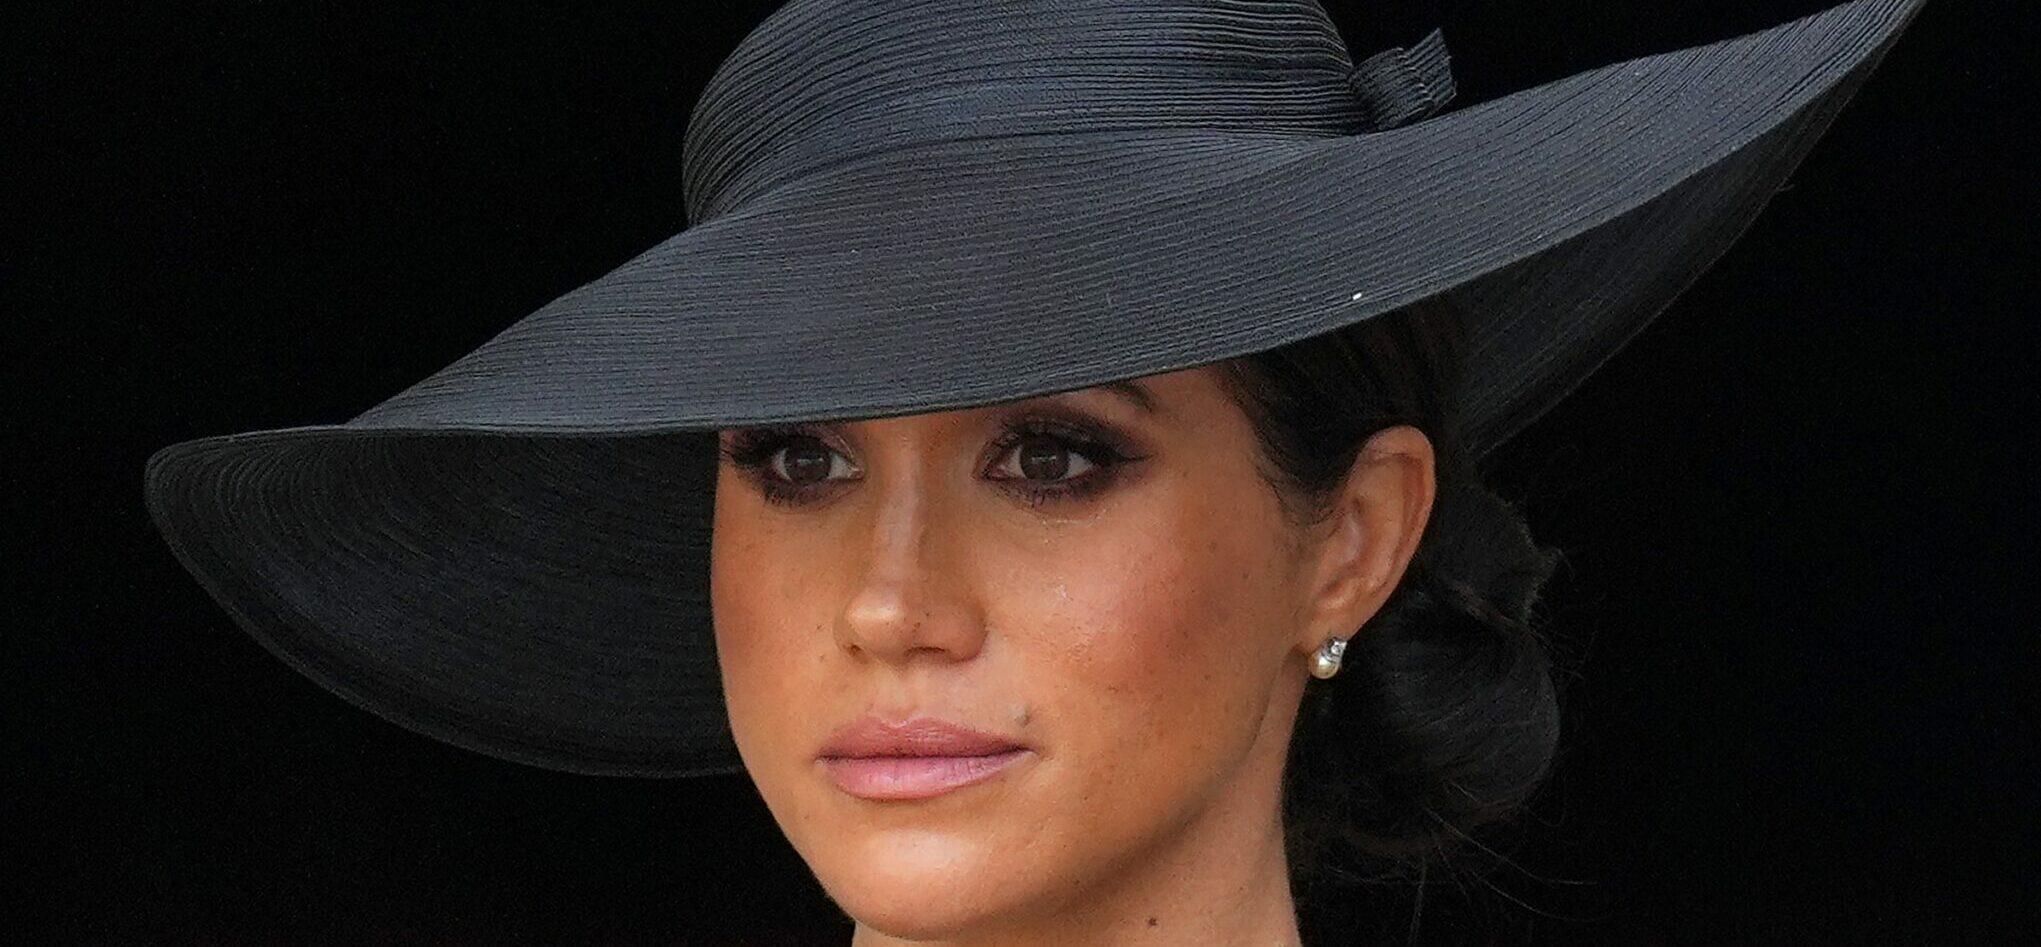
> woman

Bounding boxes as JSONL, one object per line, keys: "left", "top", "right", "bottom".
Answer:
{"left": 714, "top": 295, "right": 1557, "bottom": 944}
{"left": 144, "top": 0, "right": 1925, "bottom": 942}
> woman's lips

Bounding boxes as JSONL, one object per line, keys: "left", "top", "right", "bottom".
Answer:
{"left": 820, "top": 748, "right": 1032, "bottom": 800}
{"left": 816, "top": 713, "right": 1033, "bottom": 799}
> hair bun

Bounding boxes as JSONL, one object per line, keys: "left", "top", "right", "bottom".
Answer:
{"left": 1285, "top": 473, "right": 1566, "bottom": 885}
{"left": 1421, "top": 476, "right": 1563, "bottom": 626}
{"left": 1222, "top": 294, "right": 1573, "bottom": 906}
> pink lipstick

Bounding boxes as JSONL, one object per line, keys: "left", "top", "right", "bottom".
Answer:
{"left": 817, "top": 714, "right": 1032, "bottom": 801}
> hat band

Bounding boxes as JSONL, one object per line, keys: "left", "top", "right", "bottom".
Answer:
{"left": 1348, "top": 28, "right": 1457, "bottom": 131}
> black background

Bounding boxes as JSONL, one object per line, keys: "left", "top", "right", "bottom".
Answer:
{"left": 12, "top": 0, "right": 2033, "bottom": 943}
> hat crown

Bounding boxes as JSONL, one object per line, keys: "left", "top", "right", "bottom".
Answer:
{"left": 682, "top": 0, "right": 1367, "bottom": 225}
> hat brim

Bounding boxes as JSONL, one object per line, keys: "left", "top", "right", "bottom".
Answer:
{"left": 145, "top": 0, "right": 1922, "bottom": 777}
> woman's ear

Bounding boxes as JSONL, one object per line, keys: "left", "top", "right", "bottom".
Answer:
{"left": 1294, "top": 424, "right": 1436, "bottom": 656}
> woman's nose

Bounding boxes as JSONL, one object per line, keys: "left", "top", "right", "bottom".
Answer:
{"left": 833, "top": 481, "right": 988, "bottom": 667}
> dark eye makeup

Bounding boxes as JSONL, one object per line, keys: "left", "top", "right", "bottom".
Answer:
{"left": 718, "top": 410, "right": 1148, "bottom": 510}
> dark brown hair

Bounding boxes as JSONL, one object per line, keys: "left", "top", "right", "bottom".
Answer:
{"left": 1212, "top": 295, "right": 1568, "bottom": 906}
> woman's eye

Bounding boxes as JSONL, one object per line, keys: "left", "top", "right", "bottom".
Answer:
{"left": 992, "top": 434, "right": 1098, "bottom": 484}
{"left": 719, "top": 429, "right": 858, "bottom": 507}
{"left": 765, "top": 437, "right": 854, "bottom": 486}
{"left": 985, "top": 426, "right": 1135, "bottom": 507}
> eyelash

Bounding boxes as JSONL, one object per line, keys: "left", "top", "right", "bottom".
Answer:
{"left": 718, "top": 417, "right": 1142, "bottom": 510}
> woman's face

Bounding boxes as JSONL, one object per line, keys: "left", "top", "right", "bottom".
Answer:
{"left": 709, "top": 364, "right": 1429, "bottom": 939}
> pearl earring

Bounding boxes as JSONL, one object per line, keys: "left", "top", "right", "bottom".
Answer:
{"left": 1309, "top": 635, "right": 1348, "bottom": 680}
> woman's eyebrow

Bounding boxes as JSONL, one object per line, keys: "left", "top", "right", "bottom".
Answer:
{"left": 1002, "top": 379, "right": 1160, "bottom": 418}
{"left": 1097, "top": 380, "right": 1159, "bottom": 416}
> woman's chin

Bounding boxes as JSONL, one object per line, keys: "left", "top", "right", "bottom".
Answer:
{"left": 812, "top": 832, "right": 1034, "bottom": 936}
{"left": 839, "top": 897, "right": 993, "bottom": 944}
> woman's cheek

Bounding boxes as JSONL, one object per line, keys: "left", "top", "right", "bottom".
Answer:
{"left": 1070, "top": 517, "right": 1275, "bottom": 800}
{"left": 711, "top": 553, "right": 812, "bottom": 778}
{"left": 1038, "top": 557, "right": 1238, "bottom": 781}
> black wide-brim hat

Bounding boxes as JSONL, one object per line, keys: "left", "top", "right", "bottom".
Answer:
{"left": 144, "top": 0, "right": 1925, "bottom": 777}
